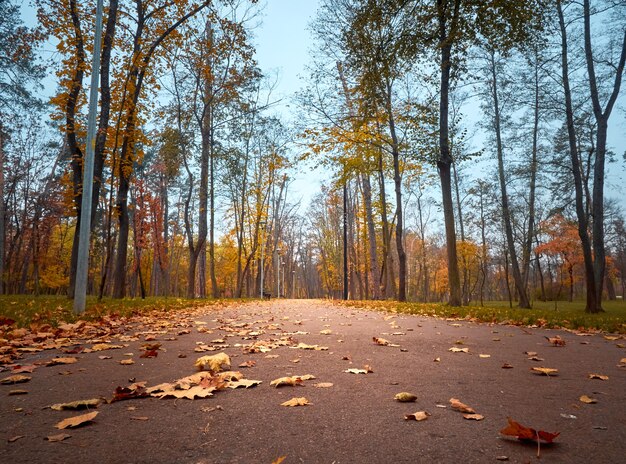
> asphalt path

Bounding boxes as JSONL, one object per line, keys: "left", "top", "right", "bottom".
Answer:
{"left": 1, "top": 299, "right": 625, "bottom": 463}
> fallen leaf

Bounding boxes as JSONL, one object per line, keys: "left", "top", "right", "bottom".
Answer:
{"left": 270, "top": 375, "right": 314, "bottom": 387}
{"left": 8, "top": 435, "right": 25, "bottom": 443}
{"left": 227, "top": 379, "right": 262, "bottom": 389}
{"left": 479, "top": 354, "right": 491, "bottom": 358}
{"left": 195, "top": 353, "right": 231, "bottom": 372}
{"left": 603, "top": 335, "right": 620, "bottom": 341}
{"left": 11, "top": 364, "right": 37, "bottom": 373}
{"left": 502, "top": 363, "right": 514, "bottom": 369}
{"left": 320, "top": 329, "right": 332, "bottom": 335}
{"left": 45, "top": 357, "right": 78, "bottom": 366}
{"left": 119, "top": 359, "right": 134, "bottom": 365}
{"left": 281, "top": 397, "right": 310, "bottom": 407}
{"left": 91, "top": 343, "right": 124, "bottom": 351}
{"left": 449, "top": 398, "right": 476, "bottom": 414}
{"left": 130, "top": 416, "right": 149, "bottom": 421}
{"left": 238, "top": 360, "right": 256, "bottom": 368}
{"left": 313, "top": 382, "right": 333, "bottom": 388}
{"left": 153, "top": 385, "right": 214, "bottom": 400}
{"left": 531, "top": 367, "right": 558, "bottom": 376}
{"left": 500, "top": 417, "right": 559, "bottom": 443}
{"left": 448, "top": 347, "right": 469, "bottom": 353}
{"left": 272, "top": 457, "right": 287, "bottom": 464}
{"left": 527, "top": 356, "right": 544, "bottom": 361}
{"left": 98, "top": 355, "right": 112, "bottom": 360}
{"left": 1, "top": 375, "right": 31, "bottom": 384}
{"left": 55, "top": 411, "right": 98, "bottom": 429}
{"left": 45, "top": 433, "right": 71, "bottom": 442}
{"left": 620, "top": 358, "right": 626, "bottom": 364}
{"left": 9, "top": 389, "right": 28, "bottom": 395}
{"left": 394, "top": 392, "right": 418, "bottom": 402}
{"left": 344, "top": 368, "right": 368, "bottom": 374}
{"left": 433, "top": 357, "right": 441, "bottom": 362}
{"left": 525, "top": 351, "right": 538, "bottom": 357}
{"left": 579, "top": 395, "right": 597, "bottom": 404}
{"left": 293, "top": 343, "right": 328, "bottom": 351}
{"left": 404, "top": 411, "right": 430, "bottom": 421}
{"left": 140, "top": 350, "right": 158, "bottom": 358}
{"left": 546, "top": 336, "right": 566, "bottom": 347}
{"left": 463, "top": 413, "right": 484, "bottom": 421}
{"left": 50, "top": 398, "right": 101, "bottom": 411}
{"left": 373, "top": 337, "right": 399, "bottom": 347}
{"left": 588, "top": 373, "right": 609, "bottom": 380}
{"left": 111, "top": 383, "right": 149, "bottom": 402}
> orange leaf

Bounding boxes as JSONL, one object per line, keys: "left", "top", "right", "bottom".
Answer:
{"left": 55, "top": 411, "right": 98, "bottom": 429}
{"left": 500, "top": 417, "right": 559, "bottom": 443}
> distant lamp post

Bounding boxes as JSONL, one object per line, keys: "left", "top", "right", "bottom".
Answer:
{"left": 73, "top": 0, "right": 104, "bottom": 314}
{"left": 260, "top": 221, "right": 266, "bottom": 299}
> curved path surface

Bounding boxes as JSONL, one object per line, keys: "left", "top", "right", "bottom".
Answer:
{"left": 1, "top": 299, "right": 625, "bottom": 463}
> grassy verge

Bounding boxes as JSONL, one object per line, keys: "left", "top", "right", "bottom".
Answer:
{"left": 0, "top": 295, "right": 244, "bottom": 328}
{"left": 337, "top": 299, "right": 626, "bottom": 334}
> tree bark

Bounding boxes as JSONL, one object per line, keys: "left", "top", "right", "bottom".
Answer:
{"left": 489, "top": 49, "right": 531, "bottom": 309}
{"left": 437, "top": 0, "right": 461, "bottom": 306}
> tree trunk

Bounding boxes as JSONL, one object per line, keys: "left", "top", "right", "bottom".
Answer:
{"left": 557, "top": 0, "right": 599, "bottom": 313}
{"left": 489, "top": 49, "right": 531, "bottom": 309}
{"left": 437, "top": 3, "right": 461, "bottom": 306}
{"left": 583, "top": 0, "right": 626, "bottom": 311}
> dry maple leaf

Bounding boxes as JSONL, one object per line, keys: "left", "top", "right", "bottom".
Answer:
{"left": 154, "top": 385, "right": 214, "bottom": 400}
{"left": 281, "top": 397, "right": 310, "bottom": 407}
{"left": 588, "top": 373, "right": 609, "bottom": 380}
{"left": 120, "top": 359, "right": 134, "bottom": 365}
{"left": 227, "top": 379, "right": 262, "bottom": 389}
{"left": 91, "top": 343, "right": 124, "bottom": 351}
{"left": 531, "top": 367, "right": 558, "bottom": 376}
{"left": 44, "top": 357, "right": 78, "bottom": 366}
{"left": 449, "top": 398, "right": 476, "bottom": 413}
{"left": 546, "top": 336, "right": 566, "bottom": 347}
{"left": 270, "top": 375, "right": 313, "bottom": 387}
{"left": 111, "top": 383, "right": 149, "bottom": 402}
{"left": 55, "top": 411, "right": 98, "bottom": 429}
{"left": 195, "top": 353, "right": 231, "bottom": 372}
{"left": 238, "top": 360, "right": 256, "bottom": 368}
{"left": 272, "top": 457, "right": 287, "bottom": 464}
{"left": 448, "top": 347, "right": 469, "bottom": 353}
{"left": 1, "top": 374, "right": 31, "bottom": 384}
{"left": 11, "top": 364, "right": 37, "bottom": 373}
{"left": 45, "top": 433, "right": 71, "bottom": 442}
{"left": 373, "top": 337, "right": 399, "bottom": 347}
{"left": 344, "top": 368, "right": 369, "bottom": 374}
{"left": 404, "top": 411, "right": 430, "bottom": 421}
{"left": 313, "top": 382, "right": 333, "bottom": 388}
{"left": 140, "top": 350, "right": 158, "bottom": 358}
{"left": 500, "top": 417, "right": 559, "bottom": 444}
{"left": 463, "top": 413, "right": 484, "bottom": 421}
{"left": 50, "top": 398, "right": 101, "bottom": 411}
{"left": 579, "top": 395, "right": 597, "bottom": 404}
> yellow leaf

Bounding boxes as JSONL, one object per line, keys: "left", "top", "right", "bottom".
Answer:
{"left": 579, "top": 395, "right": 597, "bottom": 404}
{"left": 588, "top": 373, "right": 609, "bottom": 380}
{"left": 91, "top": 344, "right": 124, "bottom": 351}
{"left": 120, "top": 359, "right": 134, "bottom": 365}
{"left": 55, "top": 411, "right": 98, "bottom": 429}
{"left": 1, "top": 375, "right": 31, "bottom": 384}
{"left": 50, "top": 398, "right": 101, "bottom": 411}
{"left": 404, "top": 411, "right": 430, "bottom": 421}
{"left": 320, "top": 329, "right": 332, "bottom": 335}
{"left": 270, "top": 375, "right": 314, "bottom": 387}
{"left": 227, "top": 379, "right": 262, "bottom": 389}
{"left": 463, "top": 413, "right": 485, "bottom": 421}
{"left": 479, "top": 354, "right": 491, "bottom": 358}
{"left": 281, "top": 397, "right": 310, "bottom": 407}
{"left": 153, "top": 386, "right": 214, "bottom": 400}
{"left": 194, "top": 353, "right": 231, "bottom": 372}
{"left": 394, "top": 392, "right": 418, "bottom": 402}
{"left": 272, "top": 457, "right": 287, "bottom": 464}
{"left": 531, "top": 367, "right": 558, "bottom": 376}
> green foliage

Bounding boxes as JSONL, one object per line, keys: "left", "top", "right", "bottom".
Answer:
{"left": 338, "top": 299, "right": 626, "bottom": 334}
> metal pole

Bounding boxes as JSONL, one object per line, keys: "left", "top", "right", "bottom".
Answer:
{"left": 74, "top": 0, "right": 104, "bottom": 314}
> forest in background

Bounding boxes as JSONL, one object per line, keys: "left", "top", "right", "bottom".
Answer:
{"left": 0, "top": 0, "right": 625, "bottom": 311}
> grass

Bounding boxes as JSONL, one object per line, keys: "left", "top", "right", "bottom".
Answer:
{"left": 0, "top": 295, "right": 241, "bottom": 329}
{"left": 337, "top": 299, "right": 626, "bottom": 334}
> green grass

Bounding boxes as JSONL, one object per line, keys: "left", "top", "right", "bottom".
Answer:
{"left": 337, "top": 299, "right": 626, "bottom": 334}
{"left": 0, "top": 295, "right": 240, "bottom": 329}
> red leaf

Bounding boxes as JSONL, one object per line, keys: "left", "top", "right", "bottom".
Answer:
{"left": 500, "top": 417, "right": 559, "bottom": 444}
